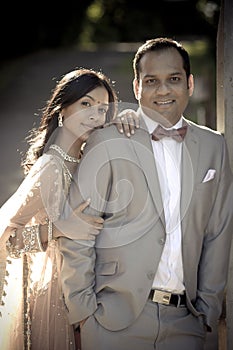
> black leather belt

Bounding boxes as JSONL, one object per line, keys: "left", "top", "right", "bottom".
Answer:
{"left": 149, "top": 289, "right": 186, "bottom": 307}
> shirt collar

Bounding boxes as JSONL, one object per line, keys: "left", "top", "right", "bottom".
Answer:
{"left": 139, "top": 107, "right": 183, "bottom": 134}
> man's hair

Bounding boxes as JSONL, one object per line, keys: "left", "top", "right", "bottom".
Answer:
{"left": 133, "top": 37, "right": 191, "bottom": 82}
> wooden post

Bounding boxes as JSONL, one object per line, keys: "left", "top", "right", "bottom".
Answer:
{"left": 216, "top": 0, "right": 233, "bottom": 349}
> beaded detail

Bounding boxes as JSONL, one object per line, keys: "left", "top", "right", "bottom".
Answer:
{"left": 6, "top": 225, "right": 44, "bottom": 258}
{"left": 49, "top": 144, "right": 80, "bottom": 163}
{"left": 23, "top": 253, "right": 32, "bottom": 350}
{"left": 0, "top": 248, "right": 8, "bottom": 316}
{"left": 47, "top": 219, "right": 53, "bottom": 243}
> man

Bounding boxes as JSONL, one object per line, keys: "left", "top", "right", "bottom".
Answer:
{"left": 58, "top": 38, "right": 233, "bottom": 350}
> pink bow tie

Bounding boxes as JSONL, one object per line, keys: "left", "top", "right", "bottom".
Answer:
{"left": 151, "top": 125, "right": 188, "bottom": 142}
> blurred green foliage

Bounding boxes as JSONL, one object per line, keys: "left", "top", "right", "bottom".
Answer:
{"left": 1, "top": 0, "right": 221, "bottom": 61}
{"left": 0, "top": 0, "right": 221, "bottom": 128}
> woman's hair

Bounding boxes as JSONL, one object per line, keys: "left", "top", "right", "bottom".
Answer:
{"left": 22, "top": 68, "right": 118, "bottom": 174}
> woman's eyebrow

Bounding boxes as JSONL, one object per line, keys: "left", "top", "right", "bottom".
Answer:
{"left": 85, "top": 94, "right": 95, "bottom": 101}
{"left": 85, "top": 94, "right": 109, "bottom": 106}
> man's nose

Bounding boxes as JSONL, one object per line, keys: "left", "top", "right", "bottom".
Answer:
{"left": 156, "top": 82, "right": 170, "bottom": 94}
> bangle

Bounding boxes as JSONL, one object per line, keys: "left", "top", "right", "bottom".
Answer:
{"left": 6, "top": 225, "right": 44, "bottom": 258}
{"left": 22, "top": 225, "right": 44, "bottom": 252}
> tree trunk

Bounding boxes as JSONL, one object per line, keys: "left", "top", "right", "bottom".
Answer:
{"left": 217, "top": 0, "right": 233, "bottom": 349}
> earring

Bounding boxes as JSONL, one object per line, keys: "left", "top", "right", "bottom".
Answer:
{"left": 58, "top": 113, "right": 63, "bottom": 127}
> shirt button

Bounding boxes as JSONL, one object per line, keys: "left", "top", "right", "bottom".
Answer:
{"left": 159, "top": 238, "right": 165, "bottom": 245}
{"left": 147, "top": 271, "right": 154, "bottom": 280}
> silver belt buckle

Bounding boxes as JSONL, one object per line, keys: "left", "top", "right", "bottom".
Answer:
{"left": 152, "top": 290, "right": 171, "bottom": 305}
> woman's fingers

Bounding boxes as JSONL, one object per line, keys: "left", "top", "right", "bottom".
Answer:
{"left": 75, "top": 198, "right": 91, "bottom": 213}
{"left": 73, "top": 199, "right": 104, "bottom": 227}
{"left": 60, "top": 199, "right": 105, "bottom": 240}
{"left": 114, "top": 109, "right": 140, "bottom": 137}
{"left": 131, "top": 111, "right": 140, "bottom": 129}
{"left": 120, "top": 115, "right": 131, "bottom": 137}
{"left": 83, "top": 216, "right": 104, "bottom": 227}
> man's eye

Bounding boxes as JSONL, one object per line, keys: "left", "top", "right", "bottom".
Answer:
{"left": 170, "top": 77, "right": 180, "bottom": 82}
{"left": 146, "top": 79, "right": 156, "bottom": 85}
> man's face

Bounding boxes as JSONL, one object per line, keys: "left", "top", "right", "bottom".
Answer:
{"left": 133, "top": 48, "right": 194, "bottom": 127}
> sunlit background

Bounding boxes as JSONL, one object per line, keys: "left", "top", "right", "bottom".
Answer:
{"left": 0, "top": 0, "right": 221, "bottom": 205}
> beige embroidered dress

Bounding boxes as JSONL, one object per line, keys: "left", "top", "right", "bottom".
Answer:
{"left": 0, "top": 152, "right": 76, "bottom": 350}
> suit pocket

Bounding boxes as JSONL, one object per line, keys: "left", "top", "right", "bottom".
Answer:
{"left": 195, "top": 178, "right": 217, "bottom": 203}
{"left": 195, "top": 176, "right": 216, "bottom": 190}
{"left": 96, "top": 261, "right": 118, "bottom": 276}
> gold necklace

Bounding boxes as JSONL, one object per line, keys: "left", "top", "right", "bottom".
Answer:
{"left": 49, "top": 144, "right": 80, "bottom": 163}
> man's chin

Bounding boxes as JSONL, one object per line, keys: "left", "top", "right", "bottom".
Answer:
{"left": 143, "top": 106, "right": 171, "bottom": 125}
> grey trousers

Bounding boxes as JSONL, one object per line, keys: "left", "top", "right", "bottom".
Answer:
{"left": 81, "top": 300, "right": 206, "bottom": 350}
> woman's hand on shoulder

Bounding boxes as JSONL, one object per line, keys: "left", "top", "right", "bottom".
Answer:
{"left": 111, "top": 109, "right": 140, "bottom": 137}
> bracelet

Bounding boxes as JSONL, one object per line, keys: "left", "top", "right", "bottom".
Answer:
{"left": 6, "top": 225, "right": 44, "bottom": 258}
{"left": 22, "top": 225, "right": 44, "bottom": 253}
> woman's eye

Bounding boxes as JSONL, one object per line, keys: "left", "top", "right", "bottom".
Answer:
{"left": 81, "top": 101, "right": 91, "bottom": 107}
{"left": 98, "top": 108, "right": 107, "bottom": 115}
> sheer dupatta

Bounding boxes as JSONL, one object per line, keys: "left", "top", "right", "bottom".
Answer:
{"left": 0, "top": 154, "right": 76, "bottom": 350}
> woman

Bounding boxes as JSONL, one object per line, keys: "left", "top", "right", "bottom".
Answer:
{"left": 0, "top": 68, "right": 138, "bottom": 350}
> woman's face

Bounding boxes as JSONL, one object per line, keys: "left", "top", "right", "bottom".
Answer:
{"left": 62, "top": 86, "right": 109, "bottom": 141}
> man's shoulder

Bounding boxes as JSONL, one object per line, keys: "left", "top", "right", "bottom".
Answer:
{"left": 93, "top": 124, "right": 121, "bottom": 138}
{"left": 185, "top": 118, "right": 222, "bottom": 138}
{"left": 83, "top": 124, "right": 127, "bottom": 159}
{"left": 86, "top": 124, "right": 127, "bottom": 148}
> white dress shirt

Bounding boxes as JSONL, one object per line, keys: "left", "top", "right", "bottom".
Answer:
{"left": 142, "top": 110, "right": 185, "bottom": 294}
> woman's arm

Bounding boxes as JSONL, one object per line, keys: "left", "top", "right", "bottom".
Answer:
{"left": 7, "top": 198, "right": 104, "bottom": 256}
{"left": 6, "top": 224, "right": 44, "bottom": 257}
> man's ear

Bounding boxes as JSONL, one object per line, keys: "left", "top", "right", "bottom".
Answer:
{"left": 133, "top": 78, "right": 140, "bottom": 100}
{"left": 188, "top": 74, "right": 194, "bottom": 97}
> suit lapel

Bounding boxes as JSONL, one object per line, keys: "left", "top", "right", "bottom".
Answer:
{"left": 180, "top": 119, "right": 199, "bottom": 235}
{"left": 131, "top": 118, "right": 166, "bottom": 228}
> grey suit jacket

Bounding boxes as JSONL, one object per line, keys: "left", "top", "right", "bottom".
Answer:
{"left": 59, "top": 115, "right": 233, "bottom": 331}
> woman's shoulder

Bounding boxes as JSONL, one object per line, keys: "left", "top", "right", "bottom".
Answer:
{"left": 26, "top": 153, "right": 64, "bottom": 182}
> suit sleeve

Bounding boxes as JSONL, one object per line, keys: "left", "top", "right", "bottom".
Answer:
{"left": 58, "top": 131, "right": 112, "bottom": 324}
{"left": 195, "top": 137, "right": 233, "bottom": 329}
